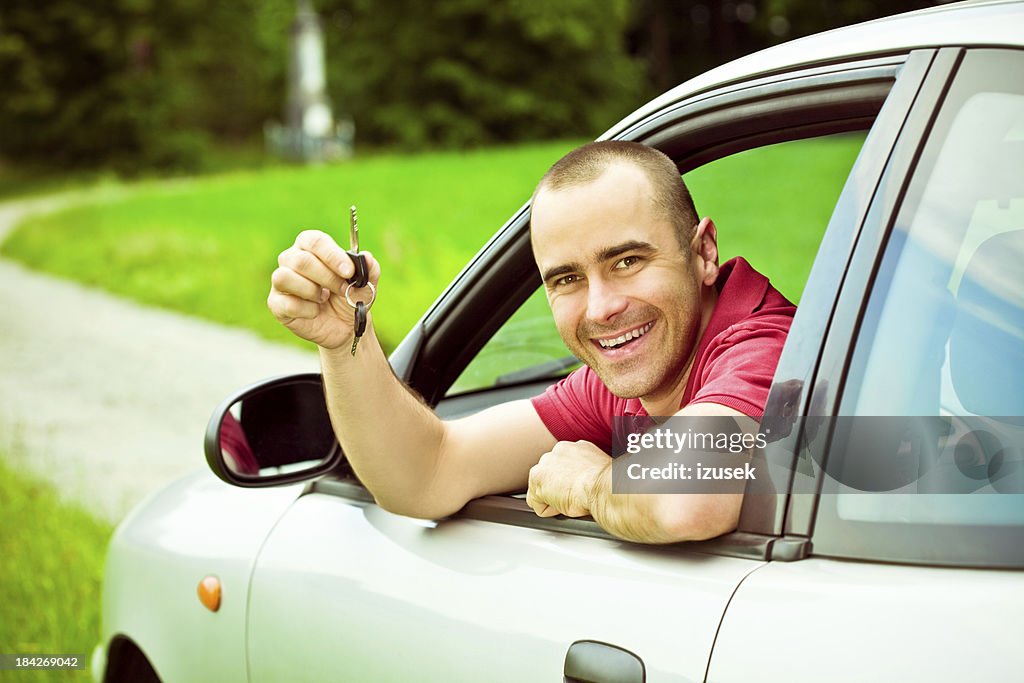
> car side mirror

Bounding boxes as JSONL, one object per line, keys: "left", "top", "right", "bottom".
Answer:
{"left": 204, "top": 373, "right": 342, "bottom": 487}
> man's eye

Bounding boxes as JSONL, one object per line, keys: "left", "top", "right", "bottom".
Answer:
{"left": 615, "top": 255, "right": 640, "bottom": 269}
{"left": 554, "top": 274, "right": 580, "bottom": 287}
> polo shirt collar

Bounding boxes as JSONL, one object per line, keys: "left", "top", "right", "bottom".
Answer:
{"left": 701, "top": 256, "right": 770, "bottom": 344}
{"left": 631, "top": 257, "right": 769, "bottom": 417}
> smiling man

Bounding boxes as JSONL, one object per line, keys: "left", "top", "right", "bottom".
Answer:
{"left": 268, "top": 140, "right": 795, "bottom": 544}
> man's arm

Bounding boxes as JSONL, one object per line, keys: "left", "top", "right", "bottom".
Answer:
{"left": 269, "top": 230, "right": 556, "bottom": 519}
{"left": 526, "top": 403, "right": 755, "bottom": 544}
{"left": 321, "top": 334, "right": 556, "bottom": 517}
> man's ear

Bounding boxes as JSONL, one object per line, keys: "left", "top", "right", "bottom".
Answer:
{"left": 692, "top": 217, "right": 720, "bottom": 287}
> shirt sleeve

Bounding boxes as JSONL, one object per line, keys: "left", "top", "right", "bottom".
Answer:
{"left": 530, "top": 366, "right": 615, "bottom": 453}
{"left": 688, "top": 314, "right": 792, "bottom": 419}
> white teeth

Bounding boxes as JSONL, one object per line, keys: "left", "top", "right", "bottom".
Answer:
{"left": 598, "top": 322, "right": 653, "bottom": 349}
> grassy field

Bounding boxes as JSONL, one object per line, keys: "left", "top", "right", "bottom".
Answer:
{"left": 2, "top": 140, "right": 585, "bottom": 351}
{"left": 2, "top": 135, "right": 864, "bottom": 351}
{"left": 0, "top": 454, "right": 112, "bottom": 682}
{"left": 685, "top": 133, "right": 865, "bottom": 300}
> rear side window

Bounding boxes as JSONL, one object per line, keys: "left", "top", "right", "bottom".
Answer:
{"left": 814, "top": 50, "right": 1024, "bottom": 567}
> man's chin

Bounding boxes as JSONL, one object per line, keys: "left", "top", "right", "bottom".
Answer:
{"left": 590, "top": 367, "right": 654, "bottom": 400}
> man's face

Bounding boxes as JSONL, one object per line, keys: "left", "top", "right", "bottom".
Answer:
{"left": 531, "top": 163, "right": 712, "bottom": 404}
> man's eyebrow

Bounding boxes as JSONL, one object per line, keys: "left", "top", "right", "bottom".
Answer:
{"left": 597, "top": 240, "right": 656, "bottom": 262}
{"left": 542, "top": 263, "right": 581, "bottom": 284}
{"left": 541, "top": 241, "right": 656, "bottom": 284}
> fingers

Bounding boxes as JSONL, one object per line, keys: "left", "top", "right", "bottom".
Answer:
{"left": 525, "top": 485, "right": 557, "bottom": 517}
{"left": 278, "top": 242, "right": 348, "bottom": 297}
{"left": 363, "top": 250, "right": 381, "bottom": 287}
{"left": 276, "top": 231, "right": 383, "bottom": 299}
{"left": 268, "top": 229, "right": 382, "bottom": 342}
{"left": 527, "top": 459, "right": 562, "bottom": 518}
{"left": 295, "top": 229, "right": 355, "bottom": 282}
{"left": 267, "top": 289, "right": 321, "bottom": 323}
{"left": 293, "top": 230, "right": 381, "bottom": 287}
{"left": 271, "top": 266, "right": 322, "bottom": 302}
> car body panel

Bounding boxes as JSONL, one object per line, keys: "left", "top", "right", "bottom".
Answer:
{"left": 98, "top": 470, "right": 302, "bottom": 682}
{"left": 707, "top": 558, "right": 1024, "bottom": 683}
{"left": 246, "top": 493, "right": 763, "bottom": 682}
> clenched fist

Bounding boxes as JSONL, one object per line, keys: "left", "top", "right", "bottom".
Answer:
{"left": 526, "top": 440, "right": 612, "bottom": 518}
{"left": 268, "top": 230, "right": 381, "bottom": 350}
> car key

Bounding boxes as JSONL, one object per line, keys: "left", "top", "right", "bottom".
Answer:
{"left": 347, "top": 205, "right": 368, "bottom": 288}
{"left": 350, "top": 301, "right": 366, "bottom": 355}
{"left": 344, "top": 205, "right": 375, "bottom": 355}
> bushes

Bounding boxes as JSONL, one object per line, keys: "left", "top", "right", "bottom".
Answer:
{"left": 0, "top": 0, "right": 937, "bottom": 174}
{"left": 0, "top": 0, "right": 639, "bottom": 172}
{"left": 321, "top": 0, "right": 643, "bottom": 148}
{"left": 0, "top": 0, "right": 289, "bottom": 174}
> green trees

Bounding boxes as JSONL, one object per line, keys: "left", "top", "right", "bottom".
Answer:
{"left": 0, "top": 0, "right": 939, "bottom": 173}
{"left": 320, "top": 0, "right": 642, "bottom": 148}
{"left": 0, "top": 0, "right": 291, "bottom": 172}
{"left": 0, "top": 0, "right": 147, "bottom": 169}
{"left": 0, "top": 0, "right": 641, "bottom": 170}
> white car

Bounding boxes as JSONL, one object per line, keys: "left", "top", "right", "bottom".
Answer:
{"left": 94, "top": 2, "right": 1024, "bottom": 681}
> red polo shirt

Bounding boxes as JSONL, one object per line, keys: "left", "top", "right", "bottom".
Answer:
{"left": 530, "top": 257, "right": 796, "bottom": 454}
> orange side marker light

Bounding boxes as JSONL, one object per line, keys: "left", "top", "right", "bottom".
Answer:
{"left": 198, "top": 575, "right": 222, "bottom": 612}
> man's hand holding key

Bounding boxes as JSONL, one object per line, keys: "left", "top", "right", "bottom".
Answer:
{"left": 268, "top": 212, "right": 380, "bottom": 353}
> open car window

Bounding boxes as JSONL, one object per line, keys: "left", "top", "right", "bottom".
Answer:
{"left": 449, "top": 287, "right": 575, "bottom": 394}
{"left": 446, "top": 132, "right": 866, "bottom": 397}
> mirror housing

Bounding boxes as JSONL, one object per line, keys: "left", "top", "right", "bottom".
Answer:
{"left": 204, "top": 373, "right": 342, "bottom": 487}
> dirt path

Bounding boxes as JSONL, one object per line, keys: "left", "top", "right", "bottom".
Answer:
{"left": 0, "top": 194, "right": 318, "bottom": 522}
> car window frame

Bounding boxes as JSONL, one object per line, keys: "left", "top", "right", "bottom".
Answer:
{"left": 401, "top": 53, "right": 916, "bottom": 405}
{"left": 803, "top": 47, "right": 1024, "bottom": 569}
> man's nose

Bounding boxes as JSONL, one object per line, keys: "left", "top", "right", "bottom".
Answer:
{"left": 586, "top": 277, "right": 629, "bottom": 324}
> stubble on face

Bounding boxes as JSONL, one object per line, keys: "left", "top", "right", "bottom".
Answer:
{"left": 532, "top": 164, "right": 709, "bottom": 407}
{"left": 572, "top": 269, "right": 702, "bottom": 402}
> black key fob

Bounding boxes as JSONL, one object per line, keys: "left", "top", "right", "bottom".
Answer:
{"left": 347, "top": 251, "right": 368, "bottom": 288}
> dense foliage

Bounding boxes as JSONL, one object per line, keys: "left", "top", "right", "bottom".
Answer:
{"left": 320, "top": 0, "right": 642, "bottom": 148}
{"left": 0, "top": 0, "right": 938, "bottom": 173}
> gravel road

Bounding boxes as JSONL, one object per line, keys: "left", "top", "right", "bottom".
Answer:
{"left": 0, "top": 194, "right": 319, "bottom": 522}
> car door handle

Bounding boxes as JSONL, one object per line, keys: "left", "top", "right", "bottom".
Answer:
{"left": 564, "top": 640, "right": 645, "bottom": 683}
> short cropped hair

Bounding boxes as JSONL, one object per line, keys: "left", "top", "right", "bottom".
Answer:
{"left": 532, "top": 141, "right": 700, "bottom": 245}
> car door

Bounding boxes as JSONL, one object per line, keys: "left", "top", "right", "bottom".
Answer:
{"left": 242, "top": 50, "right": 931, "bottom": 682}
{"left": 706, "top": 48, "right": 1024, "bottom": 683}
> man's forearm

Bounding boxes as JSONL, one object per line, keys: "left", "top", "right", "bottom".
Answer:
{"left": 319, "top": 322, "right": 451, "bottom": 517}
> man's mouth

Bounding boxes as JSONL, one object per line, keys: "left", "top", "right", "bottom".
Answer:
{"left": 595, "top": 322, "right": 655, "bottom": 350}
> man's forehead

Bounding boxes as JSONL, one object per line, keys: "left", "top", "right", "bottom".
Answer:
{"left": 532, "top": 165, "right": 653, "bottom": 240}
{"left": 533, "top": 162, "right": 652, "bottom": 211}
{"left": 530, "top": 166, "right": 672, "bottom": 275}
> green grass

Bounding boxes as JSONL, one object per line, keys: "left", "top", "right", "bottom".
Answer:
{"left": 2, "top": 134, "right": 864, "bottom": 351}
{"left": 2, "top": 140, "right": 585, "bottom": 351}
{"left": 0, "top": 166, "right": 111, "bottom": 203}
{"left": 0, "top": 454, "right": 112, "bottom": 682}
{"left": 685, "top": 131, "right": 866, "bottom": 302}
{"left": 0, "top": 141, "right": 286, "bottom": 202}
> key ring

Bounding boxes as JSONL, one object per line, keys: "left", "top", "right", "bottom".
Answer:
{"left": 344, "top": 281, "right": 376, "bottom": 310}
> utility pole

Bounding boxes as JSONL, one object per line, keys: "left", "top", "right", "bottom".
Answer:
{"left": 266, "top": 0, "right": 353, "bottom": 162}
